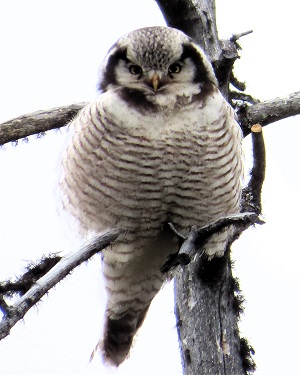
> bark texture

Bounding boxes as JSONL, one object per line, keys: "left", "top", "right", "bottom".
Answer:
{"left": 0, "top": 1, "right": 298, "bottom": 374}
{"left": 156, "top": 0, "right": 237, "bottom": 98}
{"left": 155, "top": 1, "right": 259, "bottom": 374}
{"left": 239, "top": 91, "right": 300, "bottom": 135}
{"left": 0, "top": 229, "right": 120, "bottom": 340}
{"left": 175, "top": 255, "right": 244, "bottom": 375}
{"left": 1, "top": 94, "right": 298, "bottom": 146}
{"left": 155, "top": 0, "right": 221, "bottom": 61}
{"left": 0, "top": 103, "right": 85, "bottom": 145}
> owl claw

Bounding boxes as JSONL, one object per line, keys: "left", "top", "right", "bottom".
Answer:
{"left": 167, "top": 222, "right": 187, "bottom": 240}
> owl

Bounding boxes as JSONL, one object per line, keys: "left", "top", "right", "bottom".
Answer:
{"left": 61, "top": 26, "right": 243, "bottom": 366}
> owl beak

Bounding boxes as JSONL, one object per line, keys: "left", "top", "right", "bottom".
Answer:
{"left": 151, "top": 74, "right": 160, "bottom": 92}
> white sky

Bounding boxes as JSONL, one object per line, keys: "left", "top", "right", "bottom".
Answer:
{"left": 0, "top": 1, "right": 299, "bottom": 374}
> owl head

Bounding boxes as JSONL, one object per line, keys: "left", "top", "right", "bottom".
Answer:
{"left": 98, "top": 26, "right": 218, "bottom": 99}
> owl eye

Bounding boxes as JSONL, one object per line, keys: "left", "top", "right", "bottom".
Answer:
{"left": 168, "top": 63, "right": 182, "bottom": 74}
{"left": 129, "top": 65, "right": 142, "bottom": 76}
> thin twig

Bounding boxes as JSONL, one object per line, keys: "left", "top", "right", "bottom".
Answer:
{"left": 230, "top": 91, "right": 260, "bottom": 105}
{"left": 230, "top": 30, "right": 253, "bottom": 42}
{"left": 230, "top": 73, "right": 246, "bottom": 92}
{"left": 0, "top": 255, "right": 62, "bottom": 303}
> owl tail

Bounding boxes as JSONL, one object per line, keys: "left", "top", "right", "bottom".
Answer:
{"left": 99, "top": 233, "right": 176, "bottom": 366}
{"left": 101, "top": 306, "right": 150, "bottom": 366}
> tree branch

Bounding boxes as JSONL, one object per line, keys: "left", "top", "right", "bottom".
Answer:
{"left": 238, "top": 91, "right": 300, "bottom": 136}
{"left": 0, "top": 113, "right": 267, "bottom": 374}
{"left": 0, "top": 229, "right": 120, "bottom": 340}
{"left": 0, "top": 255, "right": 62, "bottom": 301}
{"left": 0, "top": 2, "right": 297, "bottom": 373}
{"left": 161, "top": 212, "right": 263, "bottom": 273}
{"left": 230, "top": 91, "right": 260, "bottom": 105}
{"left": 0, "top": 103, "right": 86, "bottom": 146}
{"left": 241, "top": 124, "right": 266, "bottom": 213}
{"left": 1, "top": 91, "right": 298, "bottom": 146}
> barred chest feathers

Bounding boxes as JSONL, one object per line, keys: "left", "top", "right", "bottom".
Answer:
{"left": 65, "top": 83, "right": 242, "bottom": 240}
{"left": 60, "top": 25, "right": 243, "bottom": 367}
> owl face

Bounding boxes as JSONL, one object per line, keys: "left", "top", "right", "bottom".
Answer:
{"left": 98, "top": 26, "right": 217, "bottom": 100}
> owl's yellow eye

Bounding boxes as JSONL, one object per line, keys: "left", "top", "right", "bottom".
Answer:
{"left": 129, "top": 65, "right": 142, "bottom": 76}
{"left": 168, "top": 63, "right": 182, "bottom": 74}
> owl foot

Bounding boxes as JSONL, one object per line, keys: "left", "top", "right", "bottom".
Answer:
{"left": 161, "top": 213, "right": 263, "bottom": 273}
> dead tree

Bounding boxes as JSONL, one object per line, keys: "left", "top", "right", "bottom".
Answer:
{"left": 0, "top": 1, "right": 299, "bottom": 374}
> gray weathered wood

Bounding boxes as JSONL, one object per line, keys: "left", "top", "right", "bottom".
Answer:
{"left": 175, "top": 255, "right": 244, "bottom": 375}
{"left": 239, "top": 91, "right": 300, "bottom": 135}
{"left": 155, "top": 0, "right": 221, "bottom": 62}
{"left": 0, "top": 229, "right": 120, "bottom": 340}
{"left": 155, "top": 1, "right": 258, "bottom": 374}
{"left": 0, "top": 103, "right": 85, "bottom": 145}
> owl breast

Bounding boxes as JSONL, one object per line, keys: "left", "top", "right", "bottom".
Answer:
{"left": 61, "top": 85, "right": 242, "bottom": 251}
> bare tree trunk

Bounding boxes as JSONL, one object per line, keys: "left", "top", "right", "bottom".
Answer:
{"left": 155, "top": 0, "right": 239, "bottom": 97}
{"left": 155, "top": 0, "right": 221, "bottom": 61}
{"left": 156, "top": 1, "right": 255, "bottom": 374}
{"left": 0, "top": 2, "right": 296, "bottom": 373}
{"left": 175, "top": 254, "right": 245, "bottom": 375}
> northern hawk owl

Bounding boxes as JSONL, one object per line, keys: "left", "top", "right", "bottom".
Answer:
{"left": 61, "top": 26, "right": 243, "bottom": 366}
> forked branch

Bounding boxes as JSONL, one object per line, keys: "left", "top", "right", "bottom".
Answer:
{"left": 0, "top": 229, "right": 120, "bottom": 340}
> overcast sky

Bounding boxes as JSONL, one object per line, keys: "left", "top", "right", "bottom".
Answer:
{"left": 0, "top": 1, "right": 299, "bottom": 374}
